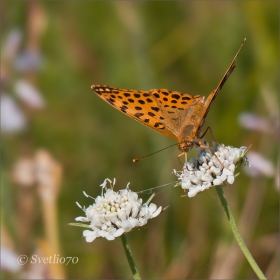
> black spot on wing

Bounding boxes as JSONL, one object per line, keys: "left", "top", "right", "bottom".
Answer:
{"left": 151, "top": 107, "right": 159, "bottom": 112}
{"left": 154, "top": 122, "right": 165, "bottom": 129}
{"left": 120, "top": 105, "right": 128, "bottom": 113}
{"left": 135, "top": 113, "right": 144, "bottom": 118}
{"left": 171, "top": 94, "right": 180, "bottom": 100}
{"left": 106, "top": 98, "right": 115, "bottom": 105}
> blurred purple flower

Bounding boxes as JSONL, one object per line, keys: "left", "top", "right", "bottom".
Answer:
{"left": 14, "top": 50, "right": 43, "bottom": 72}
{"left": 0, "top": 247, "right": 20, "bottom": 272}
{"left": 3, "top": 29, "right": 22, "bottom": 61}
{"left": 238, "top": 112, "right": 273, "bottom": 134}
{"left": 244, "top": 151, "right": 275, "bottom": 178}
{"left": 14, "top": 79, "right": 45, "bottom": 109}
{"left": 0, "top": 95, "right": 27, "bottom": 133}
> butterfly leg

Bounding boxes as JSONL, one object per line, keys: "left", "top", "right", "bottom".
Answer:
{"left": 200, "top": 126, "right": 229, "bottom": 151}
{"left": 177, "top": 152, "right": 186, "bottom": 166}
{"left": 199, "top": 144, "right": 229, "bottom": 170}
{"left": 200, "top": 126, "right": 221, "bottom": 146}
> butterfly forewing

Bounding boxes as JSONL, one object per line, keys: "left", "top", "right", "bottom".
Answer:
{"left": 197, "top": 38, "right": 247, "bottom": 133}
{"left": 91, "top": 85, "right": 178, "bottom": 139}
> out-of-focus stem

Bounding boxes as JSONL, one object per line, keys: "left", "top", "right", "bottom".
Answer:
{"left": 215, "top": 186, "right": 266, "bottom": 280}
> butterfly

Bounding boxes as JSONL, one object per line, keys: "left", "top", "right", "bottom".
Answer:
{"left": 91, "top": 38, "right": 246, "bottom": 161}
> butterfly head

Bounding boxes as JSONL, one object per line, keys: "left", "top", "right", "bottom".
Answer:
{"left": 178, "top": 136, "right": 204, "bottom": 152}
{"left": 178, "top": 140, "right": 194, "bottom": 152}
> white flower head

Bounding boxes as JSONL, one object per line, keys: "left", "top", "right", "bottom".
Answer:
{"left": 74, "top": 179, "right": 163, "bottom": 242}
{"left": 174, "top": 143, "right": 249, "bottom": 198}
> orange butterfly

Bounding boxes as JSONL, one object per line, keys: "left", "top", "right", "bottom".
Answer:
{"left": 91, "top": 39, "right": 246, "bottom": 161}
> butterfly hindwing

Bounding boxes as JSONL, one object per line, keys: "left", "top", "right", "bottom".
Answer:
{"left": 149, "top": 89, "right": 205, "bottom": 137}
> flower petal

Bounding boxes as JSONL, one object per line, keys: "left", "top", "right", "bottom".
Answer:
{"left": 75, "top": 217, "right": 89, "bottom": 222}
{"left": 121, "top": 220, "right": 133, "bottom": 232}
{"left": 114, "top": 228, "right": 125, "bottom": 237}
{"left": 151, "top": 206, "right": 162, "bottom": 218}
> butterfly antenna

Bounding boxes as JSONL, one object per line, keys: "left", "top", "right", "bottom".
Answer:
{"left": 133, "top": 143, "right": 178, "bottom": 162}
{"left": 234, "top": 38, "right": 246, "bottom": 60}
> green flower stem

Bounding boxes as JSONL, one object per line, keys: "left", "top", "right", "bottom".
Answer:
{"left": 121, "top": 234, "right": 141, "bottom": 280}
{"left": 215, "top": 186, "right": 266, "bottom": 280}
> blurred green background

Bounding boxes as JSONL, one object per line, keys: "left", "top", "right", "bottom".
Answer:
{"left": 1, "top": 1, "right": 279, "bottom": 279}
